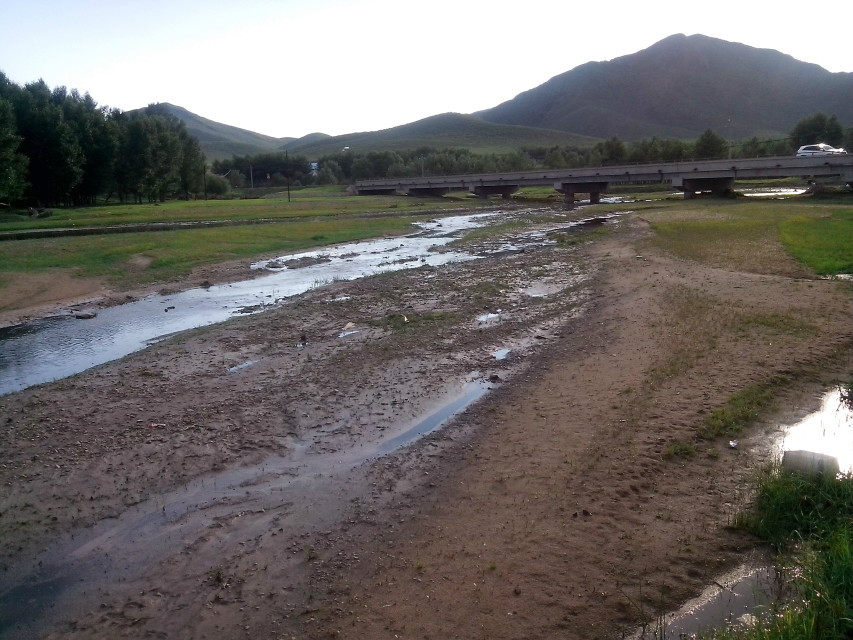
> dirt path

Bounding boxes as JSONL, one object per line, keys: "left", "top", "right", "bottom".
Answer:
{"left": 0, "top": 212, "right": 850, "bottom": 639}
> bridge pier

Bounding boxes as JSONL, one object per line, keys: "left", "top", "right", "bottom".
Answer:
{"left": 470, "top": 185, "right": 519, "bottom": 199}
{"left": 406, "top": 187, "right": 453, "bottom": 197}
{"left": 556, "top": 181, "right": 608, "bottom": 210}
{"left": 356, "top": 187, "right": 398, "bottom": 195}
{"left": 674, "top": 176, "right": 735, "bottom": 199}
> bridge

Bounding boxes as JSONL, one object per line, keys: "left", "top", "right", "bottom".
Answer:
{"left": 355, "top": 155, "right": 853, "bottom": 207}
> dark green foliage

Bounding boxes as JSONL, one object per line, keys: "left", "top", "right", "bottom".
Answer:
{"left": 204, "top": 173, "right": 229, "bottom": 196}
{"left": 790, "top": 113, "right": 845, "bottom": 149}
{"left": 0, "top": 96, "right": 28, "bottom": 202}
{"left": 694, "top": 129, "right": 729, "bottom": 159}
{"left": 0, "top": 75, "right": 207, "bottom": 206}
{"left": 741, "top": 471, "right": 853, "bottom": 548}
{"left": 719, "top": 472, "right": 853, "bottom": 640}
{"left": 211, "top": 151, "right": 312, "bottom": 188}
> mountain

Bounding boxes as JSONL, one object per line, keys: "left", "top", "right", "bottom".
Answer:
{"left": 160, "top": 103, "right": 597, "bottom": 160}
{"left": 154, "top": 103, "right": 288, "bottom": 159}
{"left": 153, "top": 103, "right": 331, "bottom": 160}
{"left": 476, "top": 34, "right": 853, "bottom": 141}
{"left": 277, "top": 112, "right": 598, "bottom": 157}
{"left": 159, "top": 34, "right": 851, "bottom": 159}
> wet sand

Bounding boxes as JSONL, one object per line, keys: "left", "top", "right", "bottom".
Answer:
{"left": 1, "top": 212, "right": 851, "bottom": 639}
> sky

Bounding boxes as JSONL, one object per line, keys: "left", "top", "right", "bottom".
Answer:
{"left": 2, "top": 0, "right": 851, "bottom": 139}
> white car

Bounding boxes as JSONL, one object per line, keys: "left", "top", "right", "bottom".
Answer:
{"left": 796, "top": 143, "right": 847, "bottom": 157}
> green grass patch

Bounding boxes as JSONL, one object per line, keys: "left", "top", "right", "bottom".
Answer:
{"left": 698, "top": 380, "right": 782, "bottom": 440}
{"left": 780, "top": 211, "right": 853, "bottom": 275}
{"left": 738, "top": 469, "right": 853, "bottom": 548}
{"left": 663, "top": 441, "right": 698, "bottom": 460}
{"left": 0, "top": 192, "right": 486, "bottom": 232}
{"left": 0, "top": 217, "right": 417, "bottom": 289}
{"left": 711, "top": 470, "right": 853, "bottom": 640}
{"left": 738, "top": 312, "right": 819, "bottom": 337}
{"left": 644, "top": 201, "right": 853, "bottom": 277}
{"left": 370, "top": 311, "right": 460, "bottom": 334}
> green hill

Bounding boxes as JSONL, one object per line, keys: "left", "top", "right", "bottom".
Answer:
{"left": 278, "top": 113, "right": 599, "bottom": 157}
{"left": 155, "top": 103, "right": 289, "bottom": 159}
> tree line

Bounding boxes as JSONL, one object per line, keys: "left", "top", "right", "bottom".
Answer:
{"left": 0, "top": 73, "right": 207, "bottom": 207}
{"left": 241, "top": 113, "right": 848, "bottom": 184}
{"left": 2, "top": 76, "right": 848, "bottom": 206}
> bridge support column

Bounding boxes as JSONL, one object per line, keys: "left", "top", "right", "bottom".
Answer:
{"left": 406, "top": 187, "right": 452, "bottom": 197}
{"left": 471, "top": 185, "right": 519, "bottom": 199}
{"left": 556, "top": 181, "right": 608, "bottom": 210}
{"left": 356, "top": 187, "right": 399, "bottom": 196}
{"left": 673, "top": 176, "right": 735, "bottom": 199}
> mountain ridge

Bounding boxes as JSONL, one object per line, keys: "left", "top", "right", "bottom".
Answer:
{"left": 476, "top": 33, "right": 852, "bottom": 140}
{"left": 159, "top": 34, "right": 852, "bottom": 159}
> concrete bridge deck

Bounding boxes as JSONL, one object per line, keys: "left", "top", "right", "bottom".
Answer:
{"left": 355, "top": 155, "right": 853, "bottom": 207}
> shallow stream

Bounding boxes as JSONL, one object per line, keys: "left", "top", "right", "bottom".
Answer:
{"left": 0, "top": 209, "right": 612, "bottom": 396}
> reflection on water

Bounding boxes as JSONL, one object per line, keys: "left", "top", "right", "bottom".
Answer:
{"left": 742, "top": 188, "right": 808, "bottom": 198}
{"left": 781, "top": 388, "right": 853, "bottom": 473}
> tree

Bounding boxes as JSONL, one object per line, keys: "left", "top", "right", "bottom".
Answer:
{"left": 693, "top": 129, "right": 727, "bottom": 160}
{"left": 178, "top": 130, "right": 204, "bottom": 199}
{"left": 204, "top": 173, "right": 229, "bottom": 196}
{"left": 12, "top": 80, "right": 84, "bottom": 206}
{"left": 63, "top": 91, "right": 119, "bottom": 205}
{"left": 543, "top": 147, "right": 567, "bottom": 169}
{"left": 599, "top": 137, "right": 627, "bottom": 165}
{"left": 790, "top": 113, "right": 844, "bottom": 149}
{"left": 0, "top": 98, "right": 28, "bottom": 203}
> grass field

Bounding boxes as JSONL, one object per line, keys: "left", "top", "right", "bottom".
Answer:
{"left": 2, "top": 191, "right": 851, "bottom": 302}
{"left": 0, "top": 215, "right": 423, "bottom": 290}
{"left": 0, "top": 187, "right": 487, "bottom": 232}
{"left": 642, "top": 200, "right": 853, "bottom": 277}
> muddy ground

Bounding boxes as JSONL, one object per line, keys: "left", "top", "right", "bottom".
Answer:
{"left": 0, "top": 209, "right": 851, "bottom": 639}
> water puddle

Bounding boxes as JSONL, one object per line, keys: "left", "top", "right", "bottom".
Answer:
{"left": 521, "top": 282, "right": 563, "bottom": 298}
{"left": 742, "top": 188, "right": 808, "bottom": 198}
{"left": 374, "top": 380, "right": 490, "bottom": 455}
{"left": 226, "top": 360, "right": 257, "bottom": 374}
{"left": 779, "top": 388, "right": 852, "bottom": 474}
{"left": 494, "top": 348, "right": 512, "bottom": 360}
{"left": 634, "top": 387, "right": 852, "bottom": 638}
{"left": 476, "top": 312, "right": 501, "bottom": 324}
{"left": 634, "top": 562, "right": 784, "bottom": 639}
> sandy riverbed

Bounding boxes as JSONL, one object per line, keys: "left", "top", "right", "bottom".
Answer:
{"left": 1, "top": 210, "right": 850, "bottom": 639}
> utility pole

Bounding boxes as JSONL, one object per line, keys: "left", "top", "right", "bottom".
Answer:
{"left": 250, "top": 164, "right": 254, "bottom": 189}
{"left": 203, "top": 162, "right": 207, "bottom": 200}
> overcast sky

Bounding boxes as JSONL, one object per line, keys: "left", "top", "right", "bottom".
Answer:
{"left": 2, "top": 0, "right": 851, "bottom": 139}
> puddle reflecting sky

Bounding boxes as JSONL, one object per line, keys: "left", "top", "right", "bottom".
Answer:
{"left": 781, "top": 388, "right": 853, "bottom": 473}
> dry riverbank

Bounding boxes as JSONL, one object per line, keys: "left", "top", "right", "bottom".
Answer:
{"left": 0, "top": 211, "right": 850, "bottom": 639}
